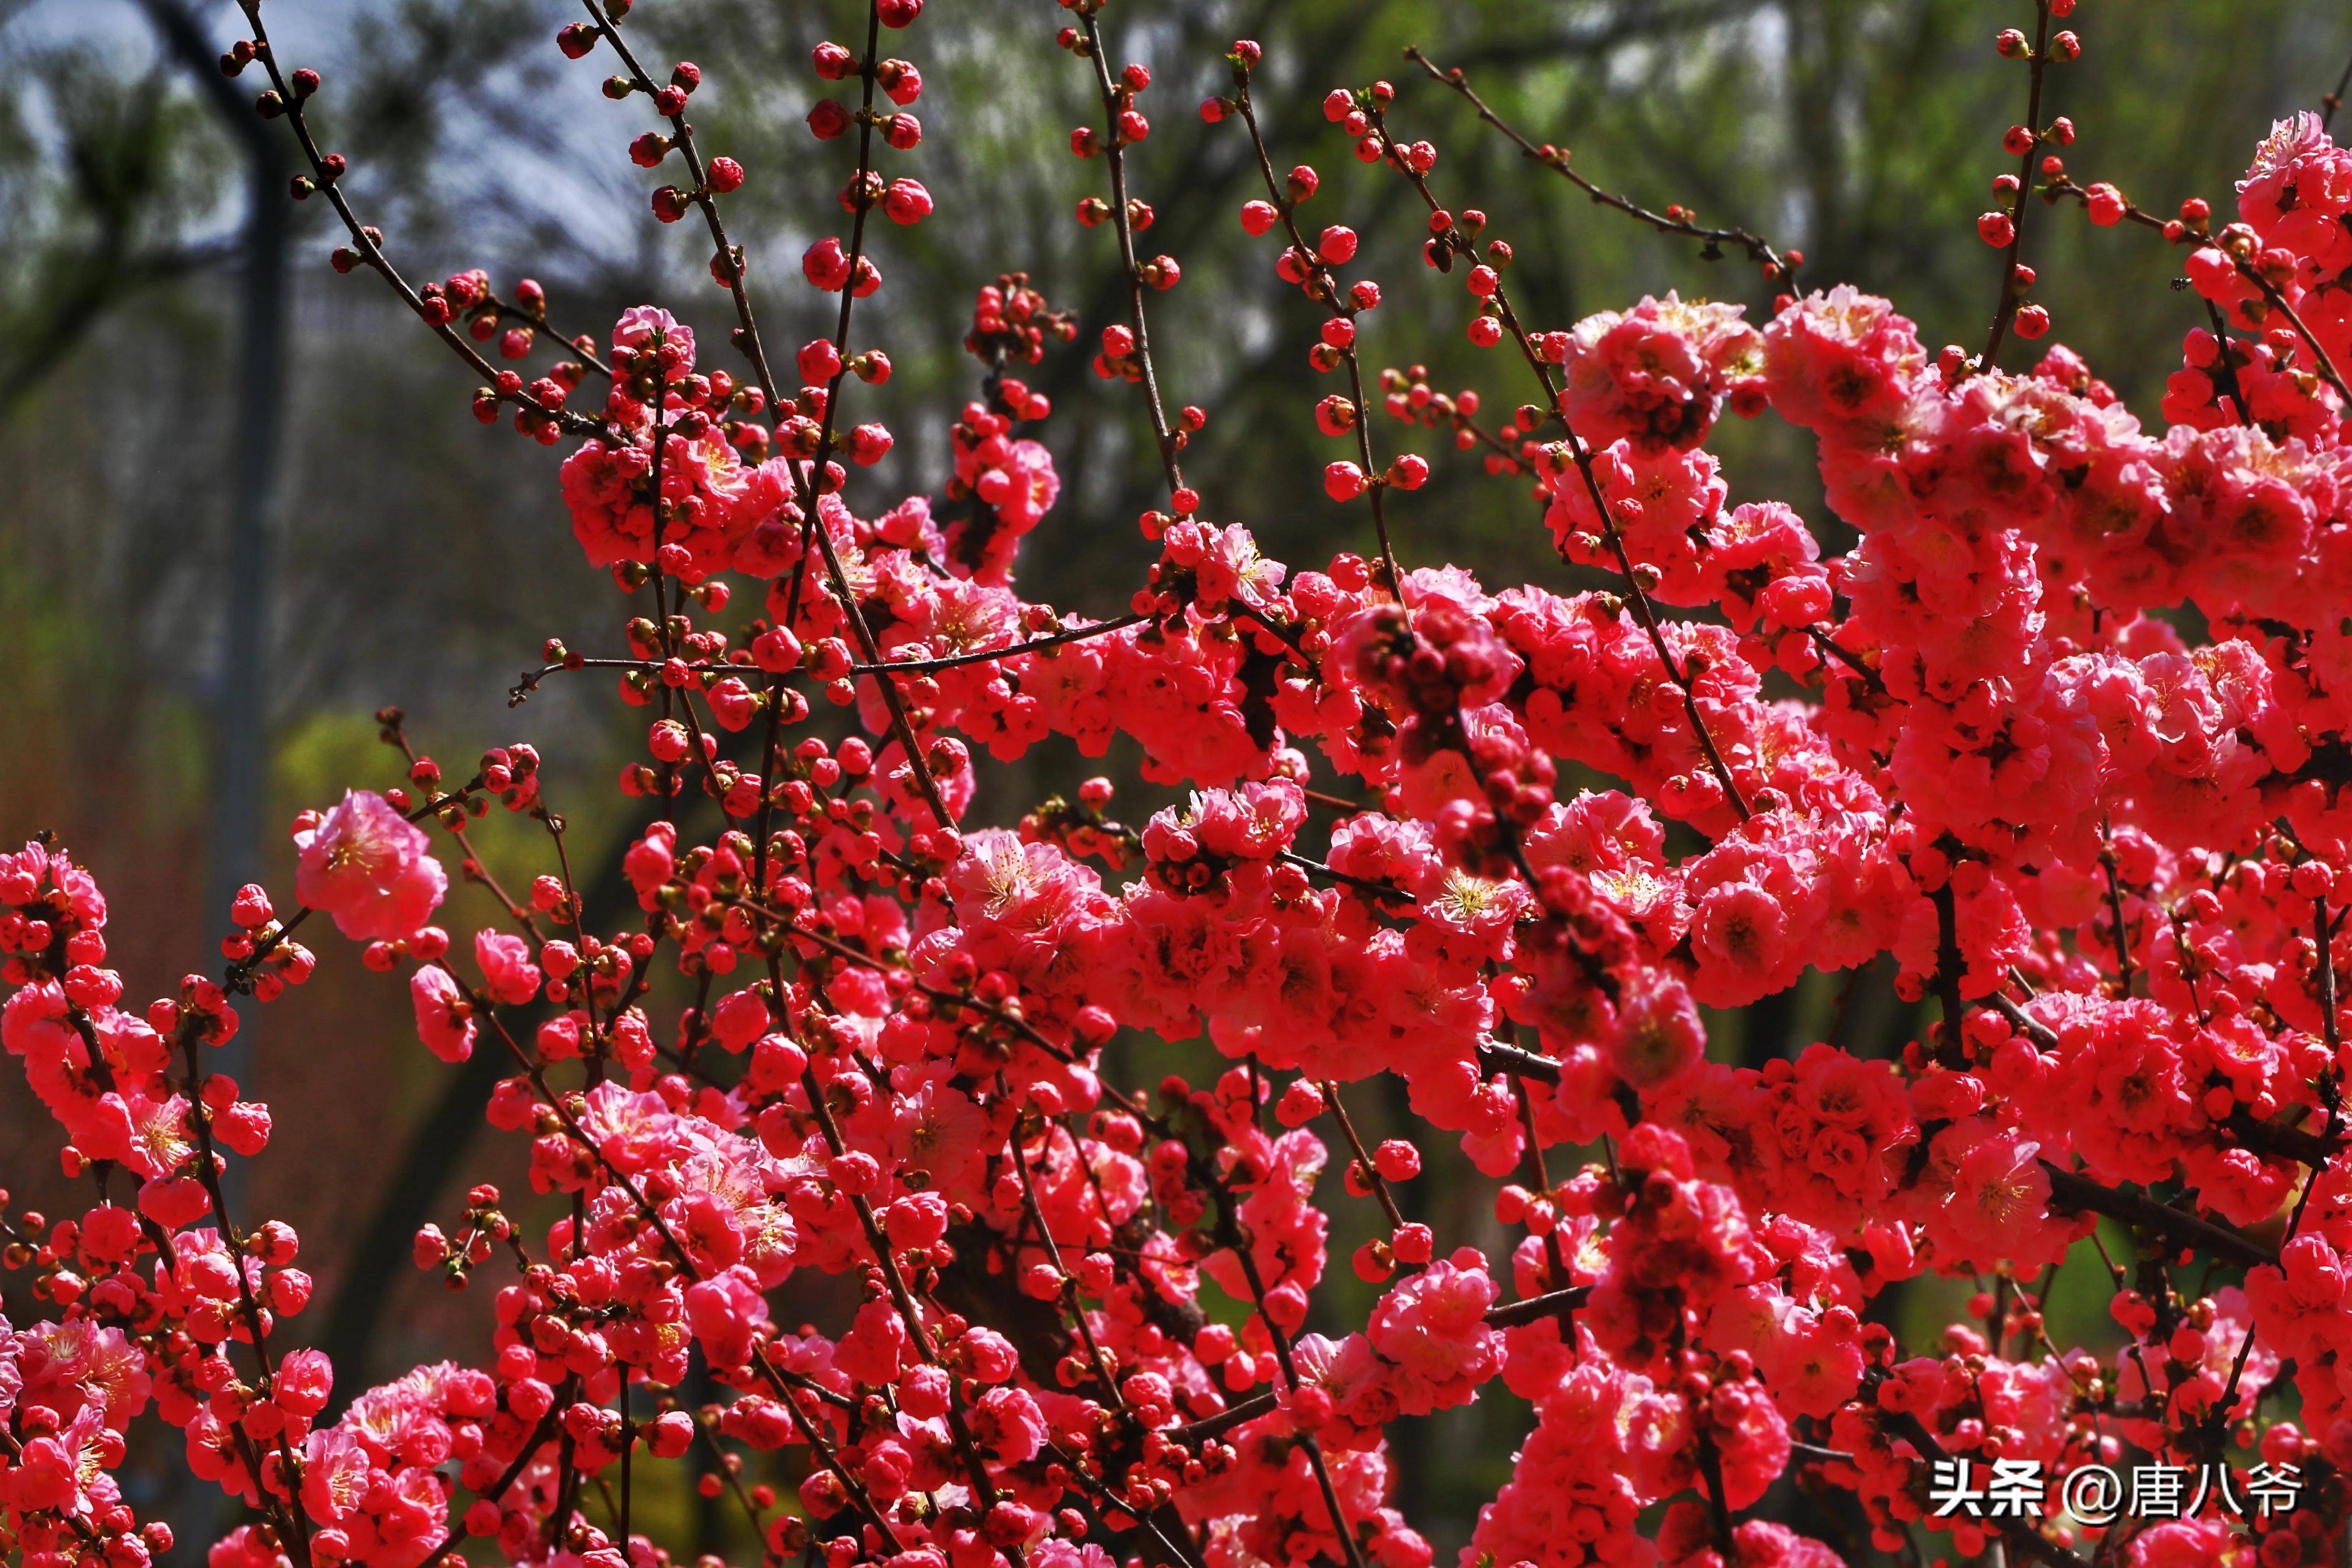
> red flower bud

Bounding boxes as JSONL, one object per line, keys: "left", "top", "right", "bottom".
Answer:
{"left": 1323, "top": 461, "right": 1366, "bottom": 501}
{"left": 883, "top": 177, "right": 933, "bottom": 225}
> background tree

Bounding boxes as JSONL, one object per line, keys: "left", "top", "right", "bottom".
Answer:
{"left": 4, "top": 0, "right": 2350, "bottom": 1555}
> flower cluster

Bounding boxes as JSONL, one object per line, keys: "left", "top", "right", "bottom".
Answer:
{"left": 16, "top": 6, "right": 2352, "bottom": 1568}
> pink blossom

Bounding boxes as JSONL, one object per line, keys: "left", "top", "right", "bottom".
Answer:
{"left": 293, "top": 790, "right": 446, "bottom": 941}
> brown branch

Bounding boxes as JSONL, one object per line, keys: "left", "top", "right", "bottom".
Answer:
{"left": 795, "top": 1059, "right": 1023, "bottom": 1556}
{"left": 1041, "top": 1442, "right": 1210, "bottom": 1568}
{"left": 1072, "top": 8, "right": 1185, "bottom": 496}
{"left": 1476, "top": 1038, "right": 1563, "bottom": 1085}
{"left": 512, "top": 613, "right": 1149, "bottom": 703}
{"left": 1929, "top": 883, "right": 1968, "bottom": 1067}
{"left": 2100, "top": 839, "right": 2137, "bottom": 996}
{"left": 854, "top": 613, "right": 1148, "bottom": 675}
{"left": 2225, "top": 1109, "right": 2342, "bottom": 1169}
{"left": 2201, "top": 298, "right": 2256, "bottom": 426}
{"left": 1482, "top": 1285, "right": 1592, "bottom": 1328}
{"left": 413, "top": 1397, "right": 567, "bottom": 1568}
{"left": 1000, "top": 1086, "right": 1130, "bottom": 1413}
{"left": 445, "top": 974, "right": 707, "bottom": 1276}
{"left": 1692, "top": 1429, "right": 1736, "bottom": 1557}
{"left": 1169, "top": 1390, "right": 1278, "bottom": 1445}
{"left": 1278, "top": 850, "right": 1416, "bottom": 905}
{"left": 1984, "top": 991, "right": 2057, "bottom": 1051}
{"left": 2037, "top": 1162, "right": 2278, "bottom": 1271}
{"left": 230, "top": 3, "right": 609, "bottom": 439}
{"left": 2233, "top": 261, "right": 2352, "bottom": 409}
{"left": 2043, "top": 171, "right": 2346, "bottom": 419}
{"left": 1402, "top": 48, "right": 1797, "bottom": 295}
{"left": 1318, "top": 1081, "right": 1408, "bottom": 1233}
{"left": 1981, "top": 2, "right": 2055, "bottom": 368}
{"left": 579, "top": 0, "right": 953, "bottom": 830}
{"left": 1218, "top": 1220, "right": 1369, "bottom": 1568}
{"left": 749, "top": 1355, "right": 907, "bottom": 1551}
{"left": 2325, "top": 46, "right": 2352, "bottom": 132}
{"left": 1229, "top": 62, "right": 1406, "bottom": 600}
{"left": 479, "top": 289, "right": 611, "bottom": 379}
{"left": 1357, "top": 102, "right": 1753, "bottom": 819}
{"left": 1162, "top": 1286, "right": 1588, "bottom": 1440}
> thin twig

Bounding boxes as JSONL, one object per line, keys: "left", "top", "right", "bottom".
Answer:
{"left": 2038, "top": 1162, "right": 2278, "bottom": 1271}
{"left": 2201, "top": 298, "right": 2255, "bottom": 426}
{"left": 511, "top": 613, "right": 1149, "bottom": 703}
{"left": 413, "top": 1400, "right": 568, "bottom": 1568}
{"left": 2234, "top": 262, "right": 2352, "bottom": 408}
{"left": 854, "top": 613, "right": 1148, "bottom": 674}
{"left": 1981, "top": 2, "right": 2055, "bottom": 368}
{"left": 1359, "top": 101, "right": 1754, "bottom": 820}
{"left": 1072, "top": 8, "right": 1185, "bottom": 497}
{"left": 581, "top": 0, "right": 953, "bottom": 829}
{"left": 1319, "top": 1081, "right": 1408, "bottom": 1233}
{"left": 1278, "top": 850, "right": 1416, "bottom": 904}
{"left": 1230, "top": 61, "right": 1406, "bottom": 599}
{"left": 1402, "top": 48, "right": 1798, "bottom": 297}
{"left": 231, "top": 4, "right": 608, "bottom": 438}
{"left": 2324, "top": 47, "right": 2352, "bottom": 132}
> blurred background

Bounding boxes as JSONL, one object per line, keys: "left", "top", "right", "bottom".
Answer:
{"left": 3, "top": 0, "right": 2347, "bottom": 1559}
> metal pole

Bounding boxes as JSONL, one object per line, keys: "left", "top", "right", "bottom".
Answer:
{"left": 138, "top": 0, "right": 288, "bottom": 1215}
{"left": 135, "top": 6, "right": 287, "bottom": 1560}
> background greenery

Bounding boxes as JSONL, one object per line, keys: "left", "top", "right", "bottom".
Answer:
{"left": 2, "top": 0, "right": 2345, "bottom": 1559}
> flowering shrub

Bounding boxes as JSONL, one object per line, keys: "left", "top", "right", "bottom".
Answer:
{"left": 18, "top": 0, "right": 2352, "bottom": 1565}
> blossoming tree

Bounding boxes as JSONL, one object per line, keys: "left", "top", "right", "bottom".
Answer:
{"left": 12, "top": 0, "right": 2352, "bottom": 1563}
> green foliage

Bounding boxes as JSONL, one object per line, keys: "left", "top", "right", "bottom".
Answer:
{"left": 1, "top": 2, "right": 2349, "bottom": 1548}
{"left": 585, "top": 0, "right": 2352, "bottom": 620}
{"left": 0, "top": 43, "right": 233, "bottom": 407}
